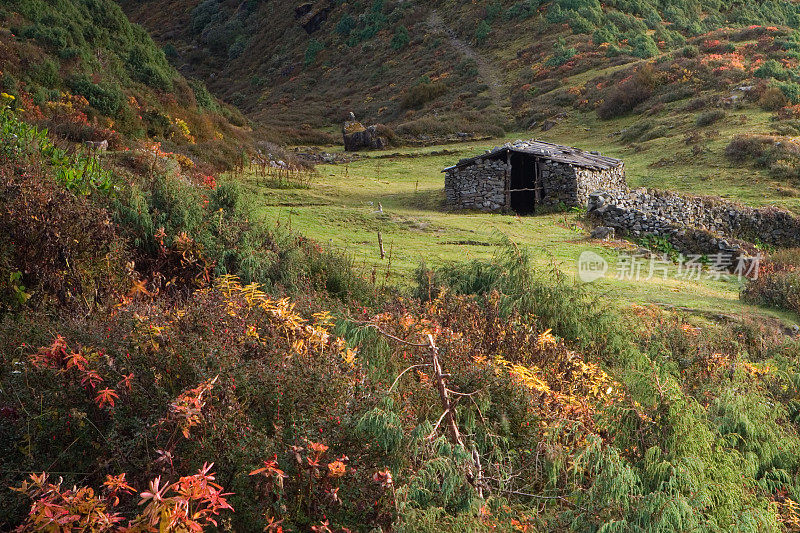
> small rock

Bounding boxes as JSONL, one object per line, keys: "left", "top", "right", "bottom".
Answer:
{"left": 591, "top": 226, "right": 616, "bottom": 240}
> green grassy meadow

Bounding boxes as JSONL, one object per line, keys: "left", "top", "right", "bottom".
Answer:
{"left": 241, "top": 110, "right": 800, "bottom": 323}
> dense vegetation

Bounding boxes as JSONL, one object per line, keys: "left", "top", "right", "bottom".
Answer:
{"left": 0, "top": 0, "right": 252, "bottom": 167}
{"left": 5, "top": 87, "right": 800, "bottom": 530}
{"left": 5, "top": 0, "right": 800, "bottom": 531}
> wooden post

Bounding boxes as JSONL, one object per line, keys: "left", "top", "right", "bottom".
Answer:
{"left": 377, "top": 231, "right": 385, "bottom": 259}
{"left": 534, "top": 159, "right": 542, "bottom": 213}
{"left": 504, "top": 150, "right": 511, "bottom": 211}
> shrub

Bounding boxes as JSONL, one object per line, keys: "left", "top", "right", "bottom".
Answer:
{"left": 163, "top": 43, "right": 178, "bottom": 58}
{"left": 597, "top": 64, "right": 657, "bottom": 119}
{"left": 304, "top": 39, "right": 324, "bottom": 66}
{"left": 475, "top": 20, "right": 491, "bottom": 45}
{"left": 696, "top": 109, "right": 726, "bottom": 127}
{"left": 569, "top": 16, "right": 595, "bottom": 34}
{"left": 190, "top": 0, "right": 221, "bottom": 34}
{"left": 755, "top": 59, "right": 789, "bottom": 80}
{"left": 630, "top": 33, "right": 659, "bottom": 58}
{"left": 725, "top": 134, "right": 800, "bottom": 181}
{"left": 760, "top": 86, "right": 789, "bottom": 110}
{"left": 126, "top": 42, "right": 174, "bottom": 91}
{"left": 68, "top": 76, "right": 124, "bottom": 116}
{"left": 228, "top": 36, "right": 248, "bottom": 59}
{"left": 391, "top": 25, "right": 410, "bottom": 50}
{"left": 681, "top": 45, "right": 699, "bottom": 58}
{"left": 742, "top": 249, "right": 800, "bottom": 314}
{"left": 593, "top": 26, "right": 618, "bottom": 45}
{"left": 189, "top": 78, "right": 219, "bottom": 111}
{"left": 336, "top": 13, "right": 356, "bottom": 36}
{"left": 506, "top": 0, "right": 538, "bottom": 20}
{"left": 546, "top": 37, "right": 577, "bottom": 67}
{"left": 725, "top": 134, "right": 775, "bottom": 162}
{"left": 30, "top": 58, "right": 60, "bottom": 88}
{"left": 457, "top": 58, "right": 479, "bottom": 78}
{"left": 777, "top": 80, "right": 800, "bottom": 104}
{"left": 0, "top": 111, "right": 125, "bottom": 309}
{"left": 401, "top": 80, "right": 448, "bottom": 109}
{"left": 619, "top": 121, "right": 652, "bottom": 143}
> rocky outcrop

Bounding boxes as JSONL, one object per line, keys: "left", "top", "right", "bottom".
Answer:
{"left": 295, "top": 1, "right": 333, "bottom": 34}
{"left": 342, "top": 121, "right": 385, "bottom": 151}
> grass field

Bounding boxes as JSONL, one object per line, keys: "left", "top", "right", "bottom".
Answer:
{"left": 242, "top": 109, "right": 800, "bottom": 323}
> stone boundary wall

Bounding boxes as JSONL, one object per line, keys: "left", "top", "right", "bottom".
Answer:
{"left": 444, "top": 159, "right": 508, "bottom": 212}
{"left": 589, "top": 188, "right": 800, "bottom": 258}
{"left": 575, "top": 166, "right": 626, "bottom": 207}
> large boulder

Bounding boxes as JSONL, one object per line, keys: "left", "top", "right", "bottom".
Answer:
{"left": 295, "top": 1, "right": 333, "bottom": 34}
{"left": 342, "top": 121, "right": 385, "bottom": 151}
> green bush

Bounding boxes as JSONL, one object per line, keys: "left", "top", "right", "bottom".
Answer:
{"left": 681, "top": 44, "right": 700, "bottom": 58}
{"left": 545, "top": 37, "right": 577, "bottom": 67}
{"left": 755, "top": 59, "right": 789, "bottom": 80}
{"left": 696, "top": 109, "right": 726, "bottom": 127}
{"left": 778, "top": 80, "right": 800, "bottom": 104}
{"left": 336, "top": 13, "right": 356, "bottom": 36}
{"left": 505, "top": 0, "right": 538, "bottom": 20}
{"left": 304, "top": 39, "right": 324, "bottom": 66}
{"left": 228, "top": 35, "right": 248, "bottom": 59}
{"left": 391, "top": 25, "right": 410, "bottom": 50}
{"left": 569, "top": 15, "right": 595, "bottom": 34}
{"left": 190, "top": 0, "right": 221, "bottom": 34}
{"left": 189, "top": 79, "right": 219, "bottom": 111}
{"left": 629, "top": 33, "right": 659, "bottom": 58}
{"left": 593, "top": 26, "right": 618, "bottom": 45}
{"left": 30, "top": 58, "right": 60, "bottom": 88}
{"left": 127, "top": 44, "right": 173, "bottom": 91}
{"left": 475, "top": 20, "right": 491, "bottom": 45}
{"left": 67, "top": 76, "right": 125, "bottom": 116}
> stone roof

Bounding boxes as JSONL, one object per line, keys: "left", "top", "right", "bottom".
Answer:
{"left": 443, "top": 139, "right": 623, "bottom": 172}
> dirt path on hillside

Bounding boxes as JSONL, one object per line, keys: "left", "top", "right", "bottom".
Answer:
{"left": 427, "top": 11, "right": 508, "bottom": 111}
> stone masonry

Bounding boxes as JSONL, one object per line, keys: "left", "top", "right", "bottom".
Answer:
{"left": 444, "top": 159, "right": 626, "bottom": 212}
{"left": 444, "top": 140, "right": 625, "bottom": 213}
{"left": 588, "top": 187, "right": 800, "bottom": 259}
{"left": 444, "top": 158, "right": 508, "bottom": 212}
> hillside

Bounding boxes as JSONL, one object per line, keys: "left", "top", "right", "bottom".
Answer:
{"left": 8, "top": 1, "right": 800, "bottom": 532}
{"left": 116, "top": 0, "right": 800, "bottom": 138}
{"left": 6, "top": 93, "right": 800, "bottom": 530}
{"left": 0, "top": 0, "right": 252, "bottom": 167}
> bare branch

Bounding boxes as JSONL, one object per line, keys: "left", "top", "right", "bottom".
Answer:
{"left": 388, "top": 364, "right": 432, "bottom": 392}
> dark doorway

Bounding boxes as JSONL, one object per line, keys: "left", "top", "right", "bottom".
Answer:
{"left": 509, "top": 153, "right": 536, "bottom": 215}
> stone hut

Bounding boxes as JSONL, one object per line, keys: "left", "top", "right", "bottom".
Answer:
{"left": 443, "top": 140, "right": 625, "bottom": 214}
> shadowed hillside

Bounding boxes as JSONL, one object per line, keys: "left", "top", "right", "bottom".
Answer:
{"left": 0, "top": 0, "right": 252, "bottom": 167}
{"left": 116, "top": 0, "right": 800, "bottom": 140}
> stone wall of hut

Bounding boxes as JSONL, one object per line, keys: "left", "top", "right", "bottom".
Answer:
{"left": 444, "top": 156, "right": 627, "bottom": 212}
{"left": 444, "top": 158, "right": 508, "bottom": 212}
{"left": 537, "top": 161, "right": 577, "bottom": 208}
{"left": 575, "top": 165, "right": 627, "bottom": 206}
